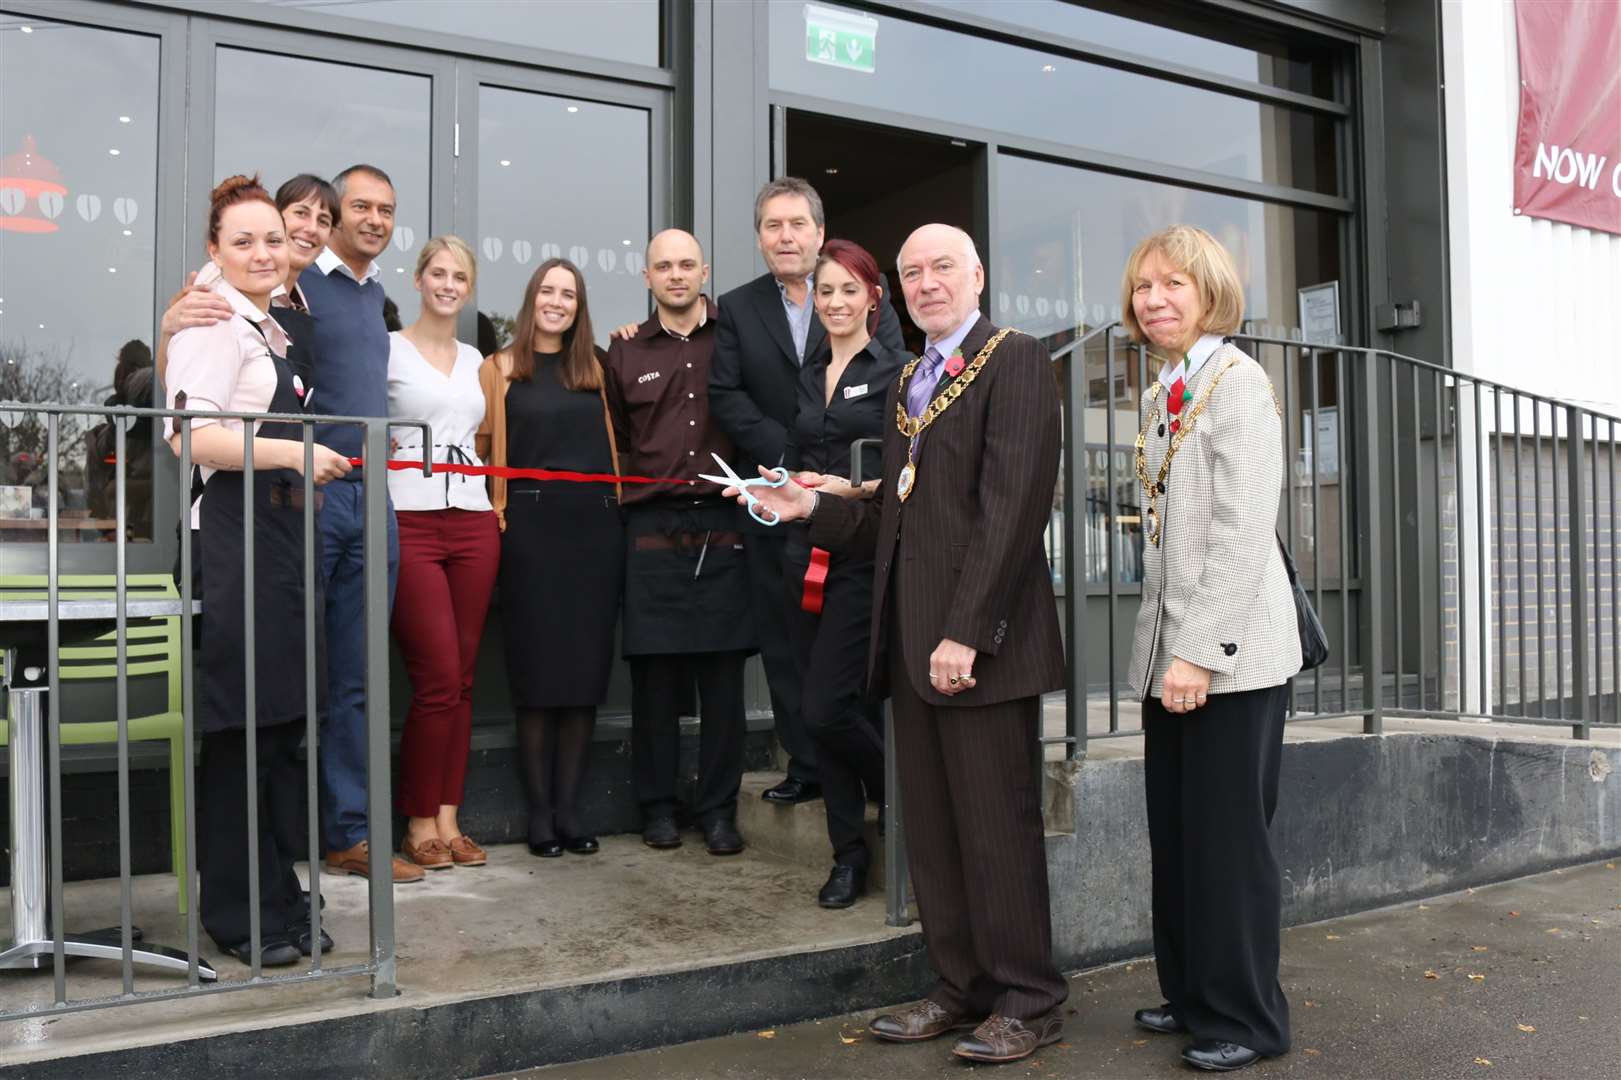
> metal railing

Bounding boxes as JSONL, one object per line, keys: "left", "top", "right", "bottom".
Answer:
{"left": 0, "top": 400, "right": 425, "bottom": 1018}
{"left": 1050, "top": 322, "right": 1621, "bottom": 757}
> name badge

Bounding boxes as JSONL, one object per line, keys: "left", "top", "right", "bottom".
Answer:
{"left": 843, "top": 383, "right": 868, "bottom": 400}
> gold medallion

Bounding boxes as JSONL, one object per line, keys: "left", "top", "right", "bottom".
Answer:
{"left": 897, "top": 462, "right": 915, "bottom": 502}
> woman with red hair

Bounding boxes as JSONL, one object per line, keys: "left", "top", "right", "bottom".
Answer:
{"left": 783, "top": 238, "right": 907, "bottom": 908}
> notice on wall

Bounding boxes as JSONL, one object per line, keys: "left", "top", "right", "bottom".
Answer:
{"left": 1297, "top": 281, "right": 1342, "bottom": 346}
{"left": 1512, "top": 0, "right": 1621, "bottom": 236}
{"left": 805, "top": 4, "right": 878, "bottom": 74}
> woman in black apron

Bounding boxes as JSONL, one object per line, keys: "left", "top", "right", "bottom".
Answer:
{"left": 165, "top": 175, "right": 350, "bottom": 967}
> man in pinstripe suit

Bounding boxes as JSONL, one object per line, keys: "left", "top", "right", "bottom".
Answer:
{"left": 728, "top": 224, "right": 1069, "bottom": 1064}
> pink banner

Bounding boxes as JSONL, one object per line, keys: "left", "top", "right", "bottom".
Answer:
{"left": 1513, "top": 0, "right": 1621, "bottom": 236}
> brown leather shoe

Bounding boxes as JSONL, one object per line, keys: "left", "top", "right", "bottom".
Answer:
{"left": 401, "top": 835, "right": 453, "bottom": 870}
{"left": 324, "top": 840, "right": 425, "bottom": 883}
{"left": 446, "top": 834, "right": 486, "bottom": 866}
{"left": 868, "top": 999, "right": 983, "bottom": 1043}
{"left": 951, "top": 1011, "right": 1064, "bottom": 1063}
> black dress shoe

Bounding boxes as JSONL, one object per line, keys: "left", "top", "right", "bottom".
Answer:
{"left": 1133, "top": 1003, "right": 1186, "bottom": 1034}
{"left": 642, "top": 818, "right": 681, "bottom": 849}
{"left": 295, "top": 927, "right": 335, "bottom": 956}
{"left": 562, "top": 834, "right": 599, "bottom": 855}
{"left": 817, "top": 864, "right": 867, "bottom": 908}
{"left": 761, "top": 778, "right": 821, "bottom": 804}
{"left": 1181, "top": 1039, "right": 1265, "bottom": 1072}
{"left": 225, "top": 937, "right": 300, "bottom": 968}
{"left": 528, "top": 838, "right": 564, "bottom": 858}
{"left": 703, "top": 818, "right": 744, "bottom": 855}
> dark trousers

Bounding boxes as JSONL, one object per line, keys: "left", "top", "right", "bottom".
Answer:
{"left": 391, "top": 508, "right": 500, "bottom": 818}
{"left": 746, "top": 531, "right": 816, "bottom": 781}
{"left": 629, "top": 651, "right": 748, "bottom": 825}
{"left": 889, "top": 649, "right": 1068, "bottom": 1021}
{"left": 199, "top": 720, "right": 306, "bottom": 950}
{"left": 1143, "top": 683, "right": 1291, "bottom": 1057}
{"left": 786, "top": 550, "right": 883, "bottom": 869}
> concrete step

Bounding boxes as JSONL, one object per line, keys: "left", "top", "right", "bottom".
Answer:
{"left": 737, "top": 771, "right": 886, "bottom": 887}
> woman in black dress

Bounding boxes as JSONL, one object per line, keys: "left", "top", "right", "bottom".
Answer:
{"left": 783, "top": 239, "right": 906, "bottom": 907}
{"left": 478, "top": 258, "right": 623, "bottom": 857}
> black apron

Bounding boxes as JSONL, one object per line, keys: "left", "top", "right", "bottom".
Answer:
{"left": 198, "top": 348, "right": 325, "bottom": 734}
{"left": 621, "top": 499, "right": 756, "bottom": 657}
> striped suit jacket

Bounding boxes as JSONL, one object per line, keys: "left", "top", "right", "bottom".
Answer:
{"left": 1127, "top": 342, "right": 1302, "bottom": 700}
{"left": 808, "top": 317, "right": 1066, "bottom": 707}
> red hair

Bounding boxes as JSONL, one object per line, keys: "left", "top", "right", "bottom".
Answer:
{"left": 815, "top": 238, "right": 883, "bottom": 336}
{"left": 207, "top": 173, "right": 276, "bottom": 245}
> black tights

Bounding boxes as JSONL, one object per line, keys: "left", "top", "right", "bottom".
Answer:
{"left": 515, "top": 707, "right": 596, "bottom": 843}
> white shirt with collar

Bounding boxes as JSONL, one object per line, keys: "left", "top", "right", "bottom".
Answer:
{"left": 315, "top": 246, "right": 380, "bottom": 286}
{"left": 1156, "top": 333, "right": 1226, "bottom": 388}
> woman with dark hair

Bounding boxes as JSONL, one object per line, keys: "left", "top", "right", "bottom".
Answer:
{"left": 784, "top": 238, "right": 906, "bottom": 907}
{"left": 477, "top": 259, "right": 624, "bottom": 857}
{"left": 164, "top": 174, "right": 350, "bottom": 967}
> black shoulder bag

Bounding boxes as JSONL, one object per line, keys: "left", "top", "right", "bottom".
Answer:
{"left": 1276, "top": 532, "right": 1329, "bottom": 671}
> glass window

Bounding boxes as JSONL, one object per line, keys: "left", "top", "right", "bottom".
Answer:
{"left": 244, "top": 0, "right": 661, "bottom": 68}
{"left": 0, "top": 15, "right": 160, "bottom": 543}
{"left": 476, "top": 86, "right": 650, "bottom": 351}
{"left": 995, "top": 153, "right": 1344, "bottom": 586}
{"left": 770, "top": 2, "right": 1337, "bottom": 194}
{"left": 924, "top": 0, "right": 1338, "bottom": 97}
{"left": 213, "top": 47, "right": 432, "bottom": 324}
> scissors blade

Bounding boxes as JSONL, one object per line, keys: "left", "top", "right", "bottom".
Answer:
{"left": 708, "top": 452, "right": 747, "bottom": 486}
{"left": 696, "top": 473, "right": 734, "bottom": 486}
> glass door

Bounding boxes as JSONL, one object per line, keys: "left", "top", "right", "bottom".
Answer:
{"left": 453, "top": 64, "right": 670, "bottom": 354}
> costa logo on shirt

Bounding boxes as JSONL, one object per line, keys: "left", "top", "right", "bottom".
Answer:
{"left": 637, "top": 370, "right": 661, "bottom": 385}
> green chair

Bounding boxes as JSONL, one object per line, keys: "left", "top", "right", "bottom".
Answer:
{"left": 0, "top": 573, "right": 192, "bottom": 913}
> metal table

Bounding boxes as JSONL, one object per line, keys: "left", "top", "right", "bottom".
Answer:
{"left": 1, "top": 597, "right": 215, "bottom": 979}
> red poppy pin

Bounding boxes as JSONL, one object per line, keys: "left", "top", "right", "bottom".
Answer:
{"left": 944, "top": 348, "right": 966, "bottom": 377}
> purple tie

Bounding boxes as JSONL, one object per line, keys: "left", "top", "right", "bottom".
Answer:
{"left": 907, "top": 346, "right": 945, "bottom": 418}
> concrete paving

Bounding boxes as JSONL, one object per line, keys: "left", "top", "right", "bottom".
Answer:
{"left": 509, "top": 860, "right": 1621, "bottom": 1080}
{"left": 0, "top": 827, "right": 913, "bottom": 1070}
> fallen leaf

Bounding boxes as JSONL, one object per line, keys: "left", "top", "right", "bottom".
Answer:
{"left": 1516, "top": 1023, "right": 1535, "bottom": 1033}
{"left": 1325, "top": 934, "right": 1342, "bottom": 941}
{"left": 1546, "top": 928, "right": 1561, "bottom": 935}
{"left": 838, "top": 1033, "right": 862, "bottom": 1046}
{"left": 1606, "top": 862, "right": 1615, "bottom": 870}
{"left": 1508, "top": 911, "right": 1520, "bottom": 917}
{"left": 1424, "top": 970, "right": 1440, "bottom": 979}
{"left": 1418, "top": 903, "right": 1430, "bottom": 910}
{"left": 1466, "top": 888, "right": 1475, "bottom": 894}
{"left": 1472, "top": 946, "right": 1489, "bottom": 952}
{"left": 756, "top": 1030, "right": 776, "bottom": 1040}
{"left": 1303, "top": 1000, "right": 1320, "bottom": 1008}
{"left": 1132, "top": 1039, "right": 1148, "bottom": 1047}
{"left": 1579, "top": 1015, "right": 1589, "bottom": 1021}
{"left": 1056, "top": 1043, "right": 1071, "bottom": 1049}
{"left": 1593, "top": 920, "right": 1603, "bottom": 926}
{"left": 1476, "top": 1057, "right": 1493, "bottom": 1066}
{"left": 1467, "top": 973, "right": 1485, "bottom": 981}
{"left": 1304, "top": 1048, "right": 1321, "bottom": 1057}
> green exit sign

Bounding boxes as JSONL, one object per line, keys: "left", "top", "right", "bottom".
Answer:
{"left": 805, "top": 3, "right": 878, "bottom": 74}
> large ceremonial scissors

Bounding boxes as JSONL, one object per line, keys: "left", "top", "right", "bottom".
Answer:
{"left": 699, "top": 452, "right": 790, "bottom": 526}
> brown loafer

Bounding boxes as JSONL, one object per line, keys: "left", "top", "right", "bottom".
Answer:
{"left": 324, "top": 840, "right": 425, "bottom": 883}
{"left": 446, "top": 834, "right": 486, "bottom": 866}
{"left": 402, "top": 836, "right": 453, "bottom": 870}
{"left": 951, "top": 1011, "right": 1064, "bottom": 1063}
{"left": 868, "top": 999, "right": 983, "bottom": 1043}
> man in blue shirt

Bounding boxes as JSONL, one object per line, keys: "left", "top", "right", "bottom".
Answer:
{"left": 298, "top": 164, "right": 411, "bottom": 883}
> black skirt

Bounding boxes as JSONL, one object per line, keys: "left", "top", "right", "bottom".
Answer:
{"left": 499, "top": 481, "right": 624, "bottom": 707}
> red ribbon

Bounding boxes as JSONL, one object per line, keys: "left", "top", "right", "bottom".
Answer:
{"left": 800, "top": 546, "right": 832, "bottom": 614}
{"left": 346, "top": 458, "right": 690, "bottom": 486}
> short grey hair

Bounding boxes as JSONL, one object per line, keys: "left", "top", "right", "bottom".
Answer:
{"left": 753, "top": 177, "right": 825, "bottom": 232}
{"left": 896, "top": 225, "right": 982, "bottom": 274}
{"left": 333, "top": 163, "right": 394, "bottom": 199}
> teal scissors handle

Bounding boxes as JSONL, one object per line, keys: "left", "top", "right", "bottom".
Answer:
{"left": 741, "top": 466, "right": 790, "bottom": 526}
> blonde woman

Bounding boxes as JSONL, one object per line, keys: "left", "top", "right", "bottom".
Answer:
{"left": 1122, "top": 224, "right": 1301, "bottom": 1073}
{"left": 388, "top": 235, "right": 499, "bottom": 870}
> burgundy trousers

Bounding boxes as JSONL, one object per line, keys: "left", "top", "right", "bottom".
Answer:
{"left": 391, "top": 507, "right": 500, "bottom": 818}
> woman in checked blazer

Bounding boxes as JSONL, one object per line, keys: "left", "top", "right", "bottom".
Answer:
{"left": 1121, "top": 225, "right": 1302, "bottom": 1074}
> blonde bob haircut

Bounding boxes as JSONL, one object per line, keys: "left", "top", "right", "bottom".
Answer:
{"left": 1119, "top": 224, "right": 1244, "bottom": 344}
{"left": 414, "top": 234, "right": 478, "bottom": 289}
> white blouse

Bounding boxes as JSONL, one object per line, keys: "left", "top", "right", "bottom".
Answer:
{"left": 386, "top": 332, "right": 493, "bottom": 513}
